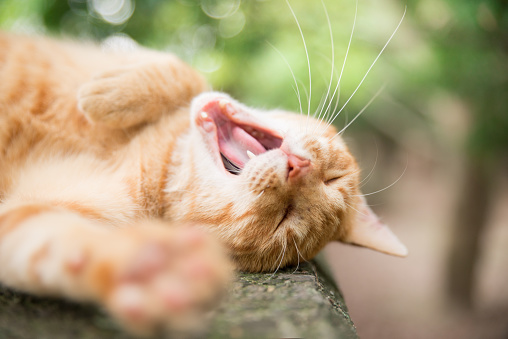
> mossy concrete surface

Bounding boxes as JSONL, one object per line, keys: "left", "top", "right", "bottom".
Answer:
{"left": 0, "top": 254, "right": 357, "bottom": 339}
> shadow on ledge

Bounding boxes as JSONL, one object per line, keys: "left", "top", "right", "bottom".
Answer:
{"left": 0, "top": 254, "right": 357, "bottom": 339}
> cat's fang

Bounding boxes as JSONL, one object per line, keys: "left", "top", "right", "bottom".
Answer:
{"left": 218, "top": 99, "right": 229, "bottom": 110}
{"left": 200, "top": 111, "right": 209, "bottom": 119}
{"left": 247, "top": 150, "right": 256, "bottom": 159}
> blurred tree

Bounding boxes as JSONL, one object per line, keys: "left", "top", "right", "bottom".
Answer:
{"left": 443, "top": 0, "right": 508, "bottom": 309}
{"left": 404, "top": 0, "right": 508, "bottom": 308}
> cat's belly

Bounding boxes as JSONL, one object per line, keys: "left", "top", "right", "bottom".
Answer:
{"left": 1, "top": 154, "right": 139, "bottom": 225}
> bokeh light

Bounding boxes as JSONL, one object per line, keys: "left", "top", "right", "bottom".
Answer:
{"left": 219, "top": 9, "right": 245, "bottom": 38}
{"left": 101, "top": 32, "right": 138, "bottom": 52}
{"left": 201, "top": 0, "right": 240, "bottom": 19}
{"left": 89, "top": 0, "right": 134, "bottom": 25}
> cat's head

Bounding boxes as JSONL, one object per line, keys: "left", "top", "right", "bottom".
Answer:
{"left": 168, "top": 92, "right": 407, "bottom": 272}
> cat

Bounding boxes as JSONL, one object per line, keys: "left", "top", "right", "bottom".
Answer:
{"left": 0, "top": 32, "right": 407, "bottom": 334}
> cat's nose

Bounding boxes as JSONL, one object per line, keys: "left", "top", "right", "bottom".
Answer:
{"left": 287, "top": 154, "right": 310, "bottom": 181}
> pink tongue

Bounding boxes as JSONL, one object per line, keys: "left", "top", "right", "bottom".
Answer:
{"left": 218, "top": 126, "right": 266, "bottom": 167}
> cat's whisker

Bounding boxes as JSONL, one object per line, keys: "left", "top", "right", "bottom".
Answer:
{"left": 266, "top": 240, "right": 287, "bottom": 281}
{"left": 313, "top": 0, "right": 335, "bottom": 127}
{"left": 359, "top": 141, "right": 379, "bottom": 188}
{"left": 314, "top": 58, "right": 342, "bottom": 132}
{"left": 329, "top": 84, "right": 386, "bottom": 141}
{"left": 312, "top": 90, "right": 329, "bottom": 120}
{"left": 291, "top": 238, "right": 308, "bottom": 274}
{"left": 285, "top": 0, "right": 312, "bottom": 133}
{"left": 363, "top": 202, "right": 387, "bottom": 208}
{"left": 256, "top": 190, "right": 265, "bottom": 199}
{"left": 319, "top": 0, "right": 357, "bottom": 131}
{"left": 273, "top": 241, "right": 285, "bottom": 265}
{"left": 293, "top": 79, "right": 311, "bottom": 133}
{"left": 320, "top": 6, "right": 406, "bottom": 136}
{"left": 331, "top": 82, "right": 342, "bottom": 122}
{"left": 344, "top": 201, "right": 370, "bottom": 218}
{"left": 354, "top": 157, "right": 408, "bottom": 197}
{"left": 266, "top": 42, "right": 303, "bottom": 118}
{"left": 292, "top": 239, "right": 300, "bottom": 274}
{"left": 236, "top": 188, "right": 260, "bottom": 200}
{"left": 293, "top": 238, "right": 308, "bottom": 263}
{"left": 313, "top": 55, "right": 339, "bottom": 127}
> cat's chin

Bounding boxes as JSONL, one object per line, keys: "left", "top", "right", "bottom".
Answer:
{"left": 192, "top": 92, "right": 283, "bottom": 176}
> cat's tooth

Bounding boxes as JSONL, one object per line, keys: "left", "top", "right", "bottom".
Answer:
{"left": 219, "top": 99, "right": 229, "bottom": 110}
{"left": 247, "top": 150, "right": 256, "bottom": 159}
{"left": 250, "top": 130, "right": 265, "bottom": 139}
{"left": 200, "top": 111, "right": 209, "bottom": 119}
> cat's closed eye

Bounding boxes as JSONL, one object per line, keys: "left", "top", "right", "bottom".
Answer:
{"left": 324, "top": 176, "right": 342, "bottom": 185}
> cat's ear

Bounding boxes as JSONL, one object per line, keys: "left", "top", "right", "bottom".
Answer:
{"left": 342, "top": 196, "right": 408, "bottom": 257}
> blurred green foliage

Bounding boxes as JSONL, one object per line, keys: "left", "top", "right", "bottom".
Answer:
{"left": 0, "top": 0, "right": 506, "bottom": 157}
{"left": 404, "top": 0, "right": 508, "bottom": 158}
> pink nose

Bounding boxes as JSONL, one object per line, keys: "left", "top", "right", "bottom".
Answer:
{"left": 287, "top": 154, "right": 310, "bottom": 180}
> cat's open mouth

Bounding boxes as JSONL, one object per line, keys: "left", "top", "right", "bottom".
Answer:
{"left": 197, "top": 99, "right": 283, "bottom": 175}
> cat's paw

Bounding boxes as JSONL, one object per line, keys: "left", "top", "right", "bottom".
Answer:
{"left": 98, "top": 225, "right": 232, "bottom": 335}
{"left": 77, "top": 67, "right": 159, "bottom": 128}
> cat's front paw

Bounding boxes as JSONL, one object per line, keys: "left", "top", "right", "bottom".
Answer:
{"left": 77, "top": 67, "right": 159, "bottom": 128}
{"left": 98, "top": 225, "right": 232, "bottom": 335}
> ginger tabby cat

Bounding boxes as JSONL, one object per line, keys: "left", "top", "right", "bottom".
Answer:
{"left": 0, "top": 33, "right": 407, "bottom": 333}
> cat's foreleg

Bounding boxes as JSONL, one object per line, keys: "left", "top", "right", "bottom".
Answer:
{"left": 0, "top": 203, "right": 232, "bottom": 334}
{"left": 77, "top": 58, "right": 208, "bottom": 129}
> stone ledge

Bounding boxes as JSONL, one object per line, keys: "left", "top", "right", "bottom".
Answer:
{"left": 0, "top": 254, "right": 357, "bottom": 339}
